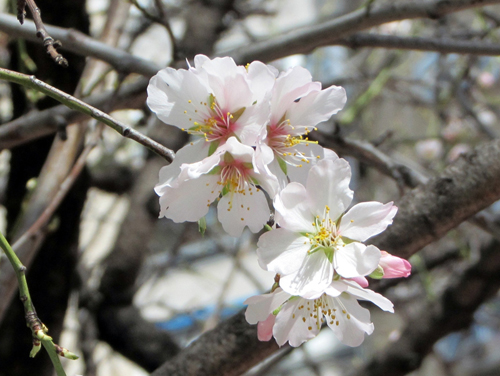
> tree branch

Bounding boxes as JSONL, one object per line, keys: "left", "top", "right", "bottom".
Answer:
{"left": 0, "top": 13, "right": 160, "bottom": 76}
{"left": 0, "top": 68, "right": 174, "bottom": 161}
{"left": 336, "top": 33, "right": 500, "bottom": 56}
{"left": 0, "top": 77, "right": 149, "bottom": 150}
{"left": 372, "top": 138, "right": 500, "bottom": 259}
{"left": 17, "top": 0, "right": 68, "bottom": 66}
{"left": 224, "top": 0, "right": 500, "bottom": 63}
{"left": 150, "top": 310, "right": 283, "bottom": 376}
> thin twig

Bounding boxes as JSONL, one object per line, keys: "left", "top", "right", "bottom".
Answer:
{"left": 17, "top": 0, "right": 67, "bottom": 66}
{"left": 0, "top": 231, "right": 78, "bottom": 376}
{"left": 0, "top": 77, "right": 149, "bottom": 150}
{"left": 223, "top": 0, "right": 500, "bottom": 63}
{"left": 337, "top": 33, "right": 500, "bottom": 56}
{"left": 0, "top": 68, "right": 174, "bottom": 162}
{"left": 0, "top": 13, "right": 160, "bottom": 77}
{"left": 130, "top": 0, "right": 178, "bottom": 58}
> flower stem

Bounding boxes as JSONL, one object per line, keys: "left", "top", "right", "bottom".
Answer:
{"left": 0, "top": 231, "right": 70, "bottom": 376}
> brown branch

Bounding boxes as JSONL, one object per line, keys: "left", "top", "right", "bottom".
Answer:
{"left": 336, "top": 33, "right": 500, "bottom": 56}
{"left": 314, "top": 130, "right": 426, "bottom": 191}
{"left": 223, "top": 0, "right": 500, "bottom": 63}
{"left": 0, "top": 13, "right": 160, "bottom": 77}
{"left": 18, "top": 0, "right": 67, "bottom": 66}
{"left": 150, "top": 310, "right": 283, "bottom": 376}
{"left": 372, "top": 138, "right": 500, "bottom": 259}
{"left": 0, "top": 77, "right": 149, "bottom": 150}
{"left": 0, "top": 70, "right": 174, "bottom": 161}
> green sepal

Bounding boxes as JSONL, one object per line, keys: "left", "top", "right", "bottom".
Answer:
{"left": 224, "top": 152, "right": 235, "bottom": 164}
{"left": 198, "top": 217, "right": 207, "bottom": 237}
{"left": 243, "top": 162, "right": 253, "bottom": 169}
{"left": 278, "top": 113, "right": 287, "bottom": 125}
{"left": 369, "top": 265, "right": 385, "bottom": 279}
{"left": 208, "top": 140, "right": 220, "bottom": 156}
{"left": 265, "top": 224, "right": 273, "bottom": 231}
{"left": 208, "top": 166, "right": 222, "bottom": 175}
{"left": 232, "top": 107, "right": 246, "bottom": 122}
{"left": 278, "top": 157, "right": 288, "bottom": 175}
{"left": 324, "top": 248, "right": 334, "bottom": 263}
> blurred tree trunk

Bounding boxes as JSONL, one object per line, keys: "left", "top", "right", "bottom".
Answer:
{"left": 0, "top": 1, "right": 89, "bottom": 375}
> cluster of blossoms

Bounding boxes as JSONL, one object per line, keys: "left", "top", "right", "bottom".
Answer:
{"left": 147, "top": 55, "right": 411, "bottom": 347}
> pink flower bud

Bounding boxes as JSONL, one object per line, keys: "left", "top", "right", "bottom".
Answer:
{"left": 379, "top": 251, "right": 411, "bottom": 278}
{"left": 257, "top": 314, "right": 276, "bottom": 342}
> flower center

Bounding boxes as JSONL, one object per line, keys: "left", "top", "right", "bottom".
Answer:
{"left": 216, "top": 156, "right": 257, "bottom": 213}
{"left": 305, "top": 206, "right": 343, "bottom": 262}
{"left": 182, "top": 95, "right": 243, "bottom": 143}
{"left": 267, "top": 118, "right": 319, "bottom": 168}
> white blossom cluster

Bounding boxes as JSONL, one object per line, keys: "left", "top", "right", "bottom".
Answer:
{"left": 147, "top": 55, "right": 411, "bottom": 348}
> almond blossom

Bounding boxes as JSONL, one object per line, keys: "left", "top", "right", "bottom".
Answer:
{"left": 257, "top": 158, "right": 397, "bottom": 296}
{"left": 155, "top": 137, "right": 278, "bottom": 237}
{"left": 245, "top": 278, "right": 393, "bottom": 347}
{"left": 147, "top": 55, "right": 276, "bottom": 151}
{"left": 256, "top": 66, "right": 347, "bottom": 188}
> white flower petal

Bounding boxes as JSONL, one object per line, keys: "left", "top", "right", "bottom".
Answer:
{"left": 158, "top": 174, "right": 220, "bottom": 222}
{"left": 306, "top": 158, "right": 353, "bottom": 220}
{"left": 147, "top": 68, "right": 211, "bottom": 129}
{"left": 244, "top": 288, "right": 290, "bottom": 324}
{"left": 279, "top": 251, "right": 334, "bottom": 296}
{"left": 155, "top": 140, "right": 209, "bottom": 194}
{"left": 270, "top": 66, "right": 320, "bottom": 125}
{"left": 344, "top": 281, "right": 394, "bottom": 313}
{"left": 265, "top": 156, "right": 288, "bottom": 192}
{"left": 257, "top": 229, "right": 310, "bottom": 275}
{"left": 285, "top": 143, "right": 329, "bottom": 186}
{"left": 218, "top": 185, "right": 270, "bottom": 237}
{"left": 287, "top": 85, "right": 347, "bottom": 127}
{"left": 326, "top": 294, "right": 373, "bottom": 347}
{"left": 274, "top": 182, "right": 314, "bottom": 232}
{"left": 273, "top": 297, "right": 319, "bottom": 347}
{"left": 224, "top": 136, "right": 254, "bottom": 163}
{"left": 323, "top": 280, "right": 349, "bottom": 297}
{"left": 334, "top": 243, "right": 381, "bottom": 278}
{"left": 205, "top": 65, "right": 254, "bottom": 113}
{"left": 340, "top": 201, "right": 398, "bottom": 242}
{"left": 178, "top": 147, "right": 224, "bottom": 181}
{"left": 247, "top": 61, "right": 278, "bottom": 103}
{"left": 193, "top": 54, "right": 210, "bottom": 69}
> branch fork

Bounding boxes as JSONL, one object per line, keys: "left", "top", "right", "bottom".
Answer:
{"left": 17, "top": 0, "right": 68, "bottom": 67}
